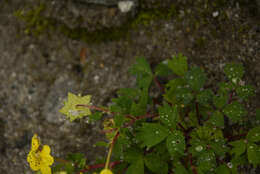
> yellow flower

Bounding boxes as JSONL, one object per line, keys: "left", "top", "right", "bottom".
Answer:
{"left": 27, "top": 134, "right": 54, "bottom": 174}
{"left": 100, "top": 169, "right": 113, "bottom": 174}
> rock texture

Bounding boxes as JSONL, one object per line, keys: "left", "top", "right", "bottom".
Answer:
{"left": 0, "top": 0, "right": 259, "bottom": 173}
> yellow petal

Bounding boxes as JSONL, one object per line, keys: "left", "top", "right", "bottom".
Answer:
{"left": 41, "top": 145, "right": 51, "bottom": 155}
{"left": 27, "top": 151, "right": 40, "bottom": 171}
{"left": 100, "top": 169, "right": 113, "bottom": 174}
{"left": 40, "top": 165, "right": 52, "bottom": 174}
{"left": 31, "top": 134, "right": 40, "bottom": 151}
{"left": 40, "top": 145, "right": 54, "bottom": 166}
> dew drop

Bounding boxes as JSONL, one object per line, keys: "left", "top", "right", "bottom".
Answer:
{"left": 195, "top": 145, "right": 203, "bottom": 152}
{"left": 227, "top": 162, "right": 233, "bottom": 168}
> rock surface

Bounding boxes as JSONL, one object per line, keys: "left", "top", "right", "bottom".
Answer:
{"left": 0, "top": 0, "right": 259, "bottom": 173}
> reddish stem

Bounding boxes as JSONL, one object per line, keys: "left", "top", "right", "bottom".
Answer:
{"left": 76, "top": 104, "right": 138, "bottom": 121}
{"left": 154, "top": 77, "right": 164, "bottom": 92}
{"left": 123, "top": 113, "right": 158, "bottom": 127}
{"left": 228, "top": 91, "right": 234, "bottom": 104}
{"left": 195, "top": 102, "right": 201, "bottom": 125}
{"left": 189, "top": 154, "right": 198, "bottom": 174}
{"left": 76, "top": 104, "right": 110, "bottom": 113}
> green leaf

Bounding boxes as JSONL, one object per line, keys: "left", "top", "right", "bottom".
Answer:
{"left": 144, "top": 153, "right": 168, "bottom": 174}
{"left": 216, "top": 165, "right": 231, "bottom": 174}
{"left": 186, "top": 111, "right": 199, "bottom": 128}
{"left": 218, "top": 82, "right": 234, "bottom": 95}
{"left": 166, "top": 130, "right": 186, "bottom": 156}
{"left": 124, "top": 147, "right": 143, "bottom": 163}
{"left": 224, "top": 63, "right": 244, "bottom": 83}
{"left": 247, "top": 143, "right": 260, "bottom": 168}
{"left": 174, "top": 162, "right": 189, "bottom": 174}
{"left": 236, "top": 85, "right": 255, "bottom": 100}
{"left": 229, "top": 140, "right": 247, "bottom": 157}
{"left": 59, "top": 92, "right": 92, "bottom": 122}
{"left": 196, "top": 89, "right": 213, "bottom": 107}
{"left": 207, "top": 111, "right": 224, "bottom": 128}
{"left": 168, "top": 53, "right": 188, "bottom": 76}
{"left": 126, "top": 158, "right": 144, "bottom": 174}
{"left": 197, "top": 151, "right": 216, "bottom": 172}
{"left": 164, "top": 78, "right": 193, "bottom": 106}
{"left": 89, "top": 112, "right": 103, "bottom": 122}
{"left": 159, "top": 103, "right": 178, "bottom": 128}
{"left": 111, "top": 88, "right": 139, "bottom": 114}
{"left": 223, "top": 102, "right": 247, "bottom": 123}
{"left": 155, "top": 61, "right": 172, "bottom": 77}
{"left": 129, "top": 57, "right": 153, "bottom": 89}
{"left": 185, "top": 66, "right": 207, "bottom": 91}
{"left": 136, "top": 123, "right": 168, "bottom": 148}
{"left": 95, "top": 141, "right": 109, "bottom": 147}
{"left": 114, "top": 113, "right": 126, "bottom": 127}
{"left": 228, "top": 155, "right": 245, "bottom": 174}
{"left": 210, "top": 138, "right": 229, "bottom": 156}
{"left": 246, "top": 126, "right": 260, "bottom": 143}
{"left": 189, "top": 140, "right": 207, "bottom": 157}
{"left": 130, "top": 88, "right": 148, "bottom": 116}
{"left": 213, "top": 94, "right": 228, "bottom": 109}
{"left": 174, "top": 88, "right": 193, "bottom": 106}
{"left": 113, "top": 134, "right": 131, "bottom": 160}
{"left": 117, "top": 88, "right": 140, "bottom": 99}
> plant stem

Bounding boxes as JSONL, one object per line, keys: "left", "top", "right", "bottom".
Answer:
{"left": 76, "top": 104, "right": 110, "bottom": 113}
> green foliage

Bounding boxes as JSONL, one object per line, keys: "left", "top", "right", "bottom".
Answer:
{"left": 247, "top": 126, "right": 260, "bottom": 143}
{"left": 185, "top": 66, "right": 207, "bottom": 91}
{"left": 229, "top": 140, "right": 247, "bottom": 157}
{"left": 136, "top": 123, "right": 168, "bottom": 148}
{"left": 129, "top": 57, "right": 153, "bottom": 90}
{"left": 207, "top": 111, "right": 224, "bottom": 128}
{"left": 166, "top": 130, "right": 185, "bottom": 156}
{"left": 223, "top": 101, "right": 247, "bottom": 123}
{"left": 56, "top": 57, "right": 259, "bottom": 174}
{"left": 247, "top": 143, "right": 260, "bottom": 168}
{"left": 159, "top": 103, "right": 178, "bottom": 128}
{"left": 144, "top": 153, "right": 168, "bottom": 174}
{"left": 224, "top": 63, "right": 244, "bottom": 83}
{"left": 168, "top": 53, "right": 188, "bottom": 76}
{"left": 126, "top": 159, "right": 144, "bottom": 174}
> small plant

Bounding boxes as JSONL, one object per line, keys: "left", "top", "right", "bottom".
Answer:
{"left": 28, "top": 54, "right": 260, "bottom": 174}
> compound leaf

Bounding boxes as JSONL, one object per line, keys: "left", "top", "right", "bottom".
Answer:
{"left": 185, "top": 66, "right": 207, "bottom": 91}
{"left": 224, "top": 63, "right": 244, "bottom": 83}
{"left": 159, "top": 103, "right": 178, "bottom": 128}
{"left": 144, "top": 153, "right": 168, "bottom": 174}
{"left": 246, "top": 126, "right": 260, "bottom": 143}
{"left": 166, "top": 130, "right": 185, "bottom": 156}
{"left": 129, "top": 57, "right": 153, "bottom": 89}
{"left": 168, "top": 54, "right": 188, "bottom": 76}
{"left": 229, "top": 140, "right": 247, "bottom": 157}
{"left": 223, "top": 102, "right": 247, "bottom": 123}
{"left": 126, "top": 158, "right": 144, "bottom": 174}
{"left": 247, "top": 143, "right": 260, "bottom": 168}
{"left": 136, "top": 123, "right": 168, "bottom": 148}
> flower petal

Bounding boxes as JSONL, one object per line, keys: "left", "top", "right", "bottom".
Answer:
{"left": 31, "top": 134, "right": 40, "bottom": 151}
{"left": 40, "top": 145, "right": 54, "bottom": 166}
{"left": 40, "top": 165, "right": 52, "bottom": 174}
{"left": 27, "top": 151, "right": 40, "bottom": 171}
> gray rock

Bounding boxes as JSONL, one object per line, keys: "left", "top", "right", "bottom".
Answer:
{"left": 43, "top": 74, "right": 79, "bottom": 124}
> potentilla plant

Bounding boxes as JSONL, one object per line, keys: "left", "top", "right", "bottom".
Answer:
{"left": 27, "top": 54, "right": 260, "bottom": 174}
